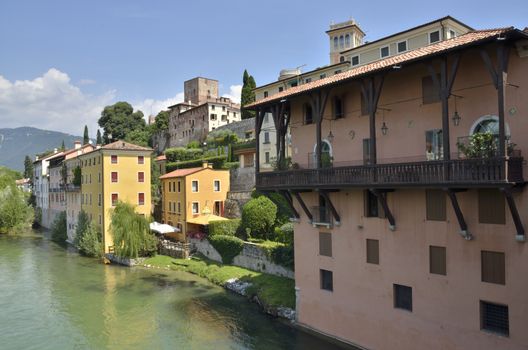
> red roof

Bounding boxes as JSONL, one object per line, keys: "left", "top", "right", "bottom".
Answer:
{"left": 159, "top": 167, "right": 204, "bottom": 179}
{"left": 247, "top": 28, "right": 520, "bottom": 108}
{"left": 155, "top": 155, "right": 167, "bottom": 161}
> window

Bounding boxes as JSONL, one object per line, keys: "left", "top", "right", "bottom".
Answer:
{"left": 422, "top": 75, "right": 441, "bottom": 104}
{"left": 364, "top": 190, "right": 384, "bottom": 218}
{"left": 320, "top": 73, "right": 326, "bottom": 79}
{"left": 334, "top": 70, "right": 341, "bottom": 74}
{"left": 98, "top": 173, "right": 101, "bottom": 183}
{"left": 397, "top": 40, "right": 407, "bottom": 53}
{"left": 191, "top": 180, "right": 198, "bottom": 192}
{"left": 426, "top": 189, "right": 446, "bottom": 220}
{"left": 339, "top": 35, "right": 344, "bottom": 49}
{"left": 212, "top": 105, "right": 215, "bottom": 110}
{"left": 430, "top": 246, "right": 446, "bottom": 275}
{"left": 214, "top": 201, "right": 222, "bottom": 215}
{"left": 304, "top": 103, "right": 313, "bottom": 124}
{"left": 333, "top": 37, "right": 338, "bottom": 50}
{"left": 111, "top": 172, "right": 118, "bottom": 183}
{"left": 111, "top": 193, "right": 118, "bottom": 206}
{"left": 351, "top": 55, "right": 359, "bottom": 66}
{"left": 345, "top": 34, "right": 350, "bottom": 47}
{"left": 394, "top": 284, "right": 412, "bottom": 311}
{"left": 111, "top": 155, "right": 118, "bottom": 164}
{"left": 320, "top": 269, "right": 333, "bottom": 291}
{"left": 138, "top": 172, "right": 144, "bottom": 183}
{"left": 98, "top": 193, "right": 102, "bottom": 207}
{"left": 138, "top": 156, "right": 144, "bottom": 164}
{"left": 99, "top": 215, "right": 102, "bottom": 225}
{"left": 429, "top": 30, "right": 440, "bottom": 43}
{"left": 449, "top": 29, "right": 457, "bottom": 38}
{"left": 177, "top": 201, "right": 181, "bottom": 213}
{"left": 192, "top": 202, "right": 199, "bottom": 215}
{"left": 264, "top": 132, "right": 270, "bottom": 144}
{"left": 339, "top": 56, "right": 345, "bottom": 63}
{"left": 265, "top": 152, "right": 270, "bottom": 164}
{"left": 138, "top": 193, "right": 145, "bottom": 205}
{"left": 211, "top": 114, "right": 217, "bottom": 120}
{"left": 362, "top": 139, "right": 371, "bottom": 165}
{"left": 319, "top": 232, "right": 332, "bottom": 257}
{"left": 305, "top": 77, "right": 312, "bottom": 83}
{"left": 278, "top": 86, "right": 283, "bottom": 92}
{"left": 177, "top": 181, "right": 181, "bottom": 192}
{"left": 366, "top": 239, "right": 379, "bottom": 264}
{"left": 478, "top": 189, "right": 505, "bottom": 224}
{"left": 333, "top": 96, "right": 344, "bottom": 119}
{"left": 480, "top": 301, "right": 509, "bottom": 336}
{"left": 425, "top": 129, "right": 443, "bottom": 160}
{"left": 213, "top": 180, "right": 220, "bottom": 192}
{"left": 481, "top": 251, "right": 505, "bottom": 285}
{"left": 380, "top": 46, "right": 390, "bottom": 58}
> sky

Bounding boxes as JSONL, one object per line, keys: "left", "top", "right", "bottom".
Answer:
{"left": 0, "top": 0, "right": 526, "bottom": 136}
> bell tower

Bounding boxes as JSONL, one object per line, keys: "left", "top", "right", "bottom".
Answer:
{"left": 326, "top": 19, "right": 365, "bottom": 65}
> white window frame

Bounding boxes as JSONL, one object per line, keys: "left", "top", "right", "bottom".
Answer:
{"left": 111, "top": 171, "right": 118, "bottom": 183}
{"left": 192, "top": 202, "right": 199, "bottom": 215}
{"left": 138, "top": 171, "right": 145, "bottom": 183}
{"left": 380, "top": 45, "right": 390, "bottom": 58}
{"left": 351, "top": 55, "right": 360, "bottom": 66}
{"left": 397, "top": 40, "right": 408, "bottom": 53}
{"left": 138, "top": 192, "right": 145, "bottom": 206}
{"left": 111, "top": 155, "right": 118, "bottom": 164}
{"left": 213, "top": 179, "right": 221, "bottom": 192}
{"left": 448, "top": 29, "right": 457, "bottom": 39}
{"left": 214, "top": 200, "right": 222, "bottom": 215}
{"left": 191, "top": 180, "right": 199, "bottom": 193}
{"left": 428, "top": 30, "right": 441, "bottom": 44}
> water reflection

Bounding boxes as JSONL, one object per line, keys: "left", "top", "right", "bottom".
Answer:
{"left": 0, "top": 233, "right": 346, "bottom": 350}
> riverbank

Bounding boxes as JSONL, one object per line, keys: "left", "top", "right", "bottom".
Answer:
{"left": 143, "top": 254, "right": 296, "bottom": 320}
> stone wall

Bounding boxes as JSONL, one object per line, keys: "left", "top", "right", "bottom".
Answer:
{"left": 229, "top": 166, "right": 255, "bottom": 192}
{"left": 224, "top": 190, "right": 252, "bottom": 219}
{"left": 189, "top": 238, "right": 294, "bottom": 279}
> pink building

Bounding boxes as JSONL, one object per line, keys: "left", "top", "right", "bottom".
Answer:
{"left": 248, "top": 22, "right": 528, "bottom": 350}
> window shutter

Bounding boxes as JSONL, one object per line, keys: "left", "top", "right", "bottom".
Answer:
{"left": 422, "top": 75, "right": 441, "bottom": 104}
{"left": 426, "top": 190, "right": 446, "bottom": 221}
{"left": 481, "top": 251, "right": 505, "bottom": 285}
{"left": 478, "top": 189, "right": 505, "bottom": 224}
{"left": 429, "top": 246, "right": 446, "bottom": 275}
{"left": 366, "top": 239, "right": 379, "bottom": 264}
{"left": 480, "top": 301, "right": 509, "bottom": 336}
{"left": 319, "top": 232, "right": 332, "bottom": 257}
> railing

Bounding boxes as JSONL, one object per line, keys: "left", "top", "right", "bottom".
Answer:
{"left": 256, "top": 157, "right": 524, "bottom": 189}
{"left": 310, "top": 206, "right": 333, "bottom": 227}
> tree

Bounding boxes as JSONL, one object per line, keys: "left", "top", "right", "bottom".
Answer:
{"left": 23, "top": 155, "right": 33, "bottom": 180}
{"left": 96, "top": 129, "right": 102, "bottom": 145}
{"left": 154, "top": 110, "right": 170, "bottom": 132}
{"left": 0, "top": 186, "right": 33, "bottom": 233}
{"left": 124, "top": 128, "right": 151, "bottom": 147}
{"left": 241, "top": 70, "right": 256, "bottom": 119}
{"left": 110, "top": 201, "right": 157, "bottom": 258}
{"left": 83, "top": 125, "right": 89, "bottom": 145}
{"left": 74, "top": 210, "right": 102, "bottom": 258}
{"left": 60, "top": 140, "right": 66, "bottom": 151}
{"left": 241, "top": 196, "right": 277, "bottom": 240}
{"left": 51, "top": 211, "right": 67, "bottom": 244}
{"left": 98, "top": 102, "right": 146, "bottom": 144}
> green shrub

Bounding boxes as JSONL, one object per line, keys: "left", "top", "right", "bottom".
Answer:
{"left": 78, "top": 224, "right": 103, "bottom": 258}
{"left": 273, "top": 222, "right": 294, "bottom": 245}
{"left": 258, "top": 240, "right": 294, "bottom": 270}
{"left": 208, "top": 219, "right": 241, "bottom": 237}
{"left": 73, "top": 166, "right": 82, "bottom": 186}
{"left": 166, "top": 155, "right": 227, "bottom": 171}
{"left": 206, "top": 129, "right": 238, "bottom": 147}
{"left": 73, "top": 210, "right": 90, "bottom": 247}
{"left": 186, "top": 140, "right": 201, "bottom": 149}
{"left": 165, "top": 147, "right": 204, "bottom": 162}
{"left": 51, "top": 211, "right": 67, "bottom": 244}
{"left": 0, "top": 186, "right": 34, "bottom": 233}
{"left": 222, "top": 161, "right": 239, "bottom": 170}
{"left": 241, "top": 196, "right": 276, "bottom": 240}
{"left": 208, "top": 235, "right": 244, "bottom": 264}
{"left": 251, "top": 191, "right": 293, "bottom": 225}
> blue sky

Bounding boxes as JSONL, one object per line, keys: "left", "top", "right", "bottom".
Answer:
{"left": 0, "top": 0, "right": 526, "bottom": 135}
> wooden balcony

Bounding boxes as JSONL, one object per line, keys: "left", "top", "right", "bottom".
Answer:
{"left": 256, "top": 157, "right": 524, "bottom": 190}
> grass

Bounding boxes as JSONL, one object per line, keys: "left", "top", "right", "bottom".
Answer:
{"left": 143, "top": 254, "right": 295, "bottom": 309}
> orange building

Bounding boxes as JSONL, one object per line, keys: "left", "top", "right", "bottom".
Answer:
{"left": 247, "top": 19, "right": 528, "bottom": 350}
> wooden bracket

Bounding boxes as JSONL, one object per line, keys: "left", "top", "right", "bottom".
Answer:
{"left": 501, "top": 188, "right": 526, "bottom": 242}
{"left": 292, "top": 192, "right": 313, "bottom": 222}
{"left": 370, "top": 189, "right": 395, "bottom": 230}
{"left": 319, "top": 191, "right": 341, "bottom": 226}
{"left": 276, "top": 190, "right": 300, "bottom": 221}
{"left": 445, "top": 189, "right": 472, "bottom": 240}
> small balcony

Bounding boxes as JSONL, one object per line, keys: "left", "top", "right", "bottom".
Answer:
{"left": 310, "top": 206, "right": 333, "bottom": 228}
{"left": 256, "top": 157, "right": 524, "bottom": 191}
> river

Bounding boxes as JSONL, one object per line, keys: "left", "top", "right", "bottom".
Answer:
{"left": 0, "top": 232, "right": 345, "bottom": 350}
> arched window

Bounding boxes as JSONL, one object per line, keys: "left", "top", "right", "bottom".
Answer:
{"left": 333, "top": 37, "right": 338, "bottom": 50}
{"left": 339, "top": 56, "right": 345, "bottom": 63}
{"left": 470, "top": 115, "right": 510, "bottom": 137}
{"left": 312, "top": 140, "right": 333, "bottom": 168}
{"left": 345, "top": 34, "right": 351, "bottom": 47}
{"left": 339, "top": 35, "right": 344, "bottom": 49}
{"left": 304, "top": 103, "right": 313, "bottom": 125}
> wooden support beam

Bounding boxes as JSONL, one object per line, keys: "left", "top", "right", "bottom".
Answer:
{"left": 501, "top": 188, "right": 525, "bottom": 242}
{"left": 445, "top": 189, "right": 472, "bottom": 240}
{"left": 310, "top": 89, "right": 330, "bottom": 169}
{"left": 293, "top": 192, "right": 313, "bottom": 222}
{"left": 277, "top": 190, "right": 300, "bottom": 221}
{"left": 319, "top": 191, "right": 341, "bottom": 226}
{"left": 255, "top": 108, "right": 266, "bottom": 174}
{"left": 360, "top": 75, "right": 385, "bottom": 165}
{"left": 370, "top": 189, "right": 395, "bottom": 230}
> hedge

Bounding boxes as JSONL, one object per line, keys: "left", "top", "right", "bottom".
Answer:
{"left": 208, "top": 235, "right": 244, "bottom": 264}
{"left": 208, "top": 219, "right": 241, "bottom": 237}
{"left": 166, "top": 155, "right": 227, "bottom": 171}
{"left": 165, "top": 147, "right": 204, "bottom": 162}
{"left": 258, "top": 240, "right": 294, "bottom": 270}
{"left": 222, "top": 162, "right": 239, "bottom": 170}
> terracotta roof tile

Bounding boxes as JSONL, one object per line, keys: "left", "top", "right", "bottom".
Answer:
{"left": 155, "top": 155, "right": 167, "bottom": 161}
{"left": 101, "top": 140, "right": 153, "bottom": 152}
{"left": 247, "top": 28, "right": 513, "bottom": 108}
{"left": 159, "top": 167, "right": 204, "bottom": 179}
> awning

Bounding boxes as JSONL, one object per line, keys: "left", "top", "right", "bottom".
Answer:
{"left": 150, "top": 222, "right": 180, "bottom": 234}
{"left": 187, "top": 214, "right": 228, "bottom": 226}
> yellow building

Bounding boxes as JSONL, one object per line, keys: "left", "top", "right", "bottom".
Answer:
{"left": 79, "top": 141, "right": 152, "bottom": 253}
{"left": 160, "top": 163, "right": 230, "bottom": 241}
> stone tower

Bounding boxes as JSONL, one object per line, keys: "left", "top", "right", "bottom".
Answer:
{"left": 326, "top": 19, "right": 365, "bottom": 65}
{"left": 184, "top": 77, "right": 219, "bottom": 105}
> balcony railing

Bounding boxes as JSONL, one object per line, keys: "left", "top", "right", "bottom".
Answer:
{"left": 256, "top": 157, "right": 524, "bottom": 190}
{"left": 310, "top": 206, "right": 333, "bottom": 228}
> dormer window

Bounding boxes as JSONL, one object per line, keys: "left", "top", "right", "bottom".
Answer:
{"left": 397, "top": 40, "right": 407, "bottom": 53}
{"left": 380, "top": 46, "right": 390, "bottom": 58}
{"left": 351, "top": 55, "right": 359, "bottom": 66}
{"left": 429, "top": 31, "right": 440, "bottom": 43}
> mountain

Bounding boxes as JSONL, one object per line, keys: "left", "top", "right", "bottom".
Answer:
{"left": 0, "top": 127, "right": 84, "bottom": 171}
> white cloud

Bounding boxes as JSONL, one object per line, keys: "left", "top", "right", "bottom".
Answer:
{"left": 78, "top": 78, "right": 96, "bottom": 85}
{"left": 222, "top": 84, "right": 242, "bottom": 103}
{"left": 0, "top": 68, "right": 115, "bottom": 136}
{"left": 133, "top": 92, "right": 184, "bottom": 119}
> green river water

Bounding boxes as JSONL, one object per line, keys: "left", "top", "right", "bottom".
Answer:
{"left": 0, "top": 232, "right": 344, "bottom": 350}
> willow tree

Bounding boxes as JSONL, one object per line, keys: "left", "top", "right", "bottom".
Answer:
{"left": 110, "top": 201, "right": 156, "bottom": 258}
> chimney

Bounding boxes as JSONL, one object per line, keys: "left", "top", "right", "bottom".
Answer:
{"left": 202, "top": 161, "right": 210, "bottom": 168}
{"left": 54, "top": 148, "right": 58, "bottom": 153}
{"left": 74, "top": 140, "right": 82, "bottom": 149}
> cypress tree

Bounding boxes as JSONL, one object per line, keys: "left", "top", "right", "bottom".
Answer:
{"left": 241, "top": 69, "right": 256, "bottom": 119}
{"left": 96, "top": 129, "right": 102, "bottom": 145}
{"left": 83, "top": 125, "right": 89, "bottom": 144}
